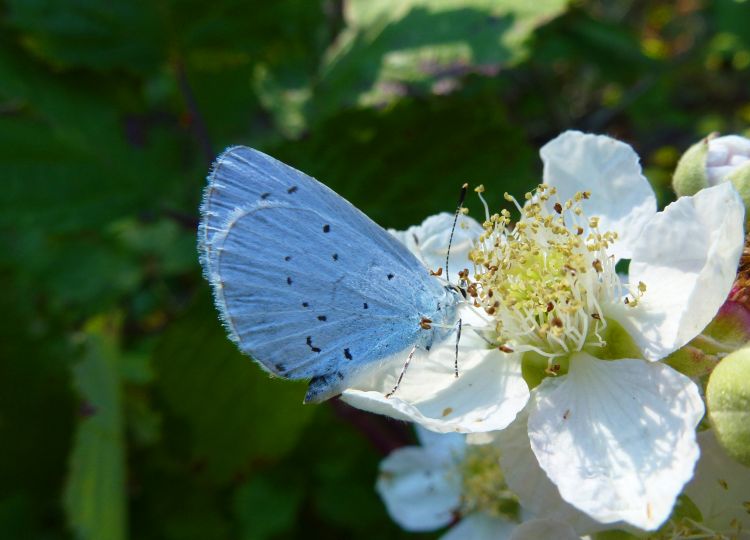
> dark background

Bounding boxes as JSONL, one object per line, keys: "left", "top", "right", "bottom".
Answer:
{"left": 2, "top": 0, "right": 749, "bottom": 538}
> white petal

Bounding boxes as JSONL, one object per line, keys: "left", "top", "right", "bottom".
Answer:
{"left": 392, "top": 212, "right": 484, "bottom": 284}
{"left": 706, "top": 165, "right": 735, "bottom": 185}
{"left": 376, "top": 445, "right": 462, "bottom": 531}
{"left": 342, "top": 350, "right": 528, "bottom": 434}
{"left": 416, "top": 424, "right": 466, "bottom": 457}
{"left": 612, "top": 182, "right": 745, "bottom": 360}
{"left": 440, "top": 514, "right": 516, "bottom": 540}
{"left": 685, "top": 429, "right": 750, "bottom": 534}
{"left": 342, "top": 307, "right": 529, "bottom": 434}
{"left": 509, "top": 518, "right": 579, "bottom": 540}
{"left": 496, "top": 407, "right": 608, "bottom": 535}
{"left": 729, "top": 154, "right": 749, "bottom": 167}
{"left": 713, "top": 134, "right": 750, "bottom": 156}
{"left": 465, "top": 431, "right": 499, "bottom": 446}
{"left": 706, "top": 143, "right": 729, "bottom": 166}
{"left": 527, "top": 353, "right": 704, "bottom": 530}
{"left": 540, "top": 130, "right": 657, "bottom": 260}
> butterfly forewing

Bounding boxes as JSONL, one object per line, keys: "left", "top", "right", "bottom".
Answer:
{"left": 199, "top": 147, "right": 457, "bottom": 402}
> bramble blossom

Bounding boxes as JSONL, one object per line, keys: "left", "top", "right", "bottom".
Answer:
{"left": 345, "top": 131, "right": 745, "bottom": 530}
{"left": 376, "top": 427, "right": 581, "bottom": 540}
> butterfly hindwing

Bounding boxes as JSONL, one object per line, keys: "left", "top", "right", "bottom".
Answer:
{"left": 200, "top": 147, "right": 457, "bottom": 402}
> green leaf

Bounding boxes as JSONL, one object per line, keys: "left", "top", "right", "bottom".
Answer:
{"left": 309, "top": 0, "right": 569, "bottom": 121}
{"left": 306, "top": 407, "right": 407, "bottom": 535}
{"left": 269, "top": 90, "right": 538, "bottom": 230}
{"left": 63, "top": 316, "right": 127, "bottom": 540}
{"left": 233, "top": 473, "right": 304, "bottom": 540}
{"left": 0, "top": 45, "right": 190, "bottom": 236}
{"left": 5, "top": 0, "right": 164, "bottom": 73}
{"left": 0, "top": 286, "right": 75, "bottom": 536}
{"left": 714, "top": 0, "right": 750, "bottom": 50}
{"left": 154, "top": 292, "right": 315, "bottom": 481}
{"left": 126, "top": 446, "right": 232, "bottom": 540}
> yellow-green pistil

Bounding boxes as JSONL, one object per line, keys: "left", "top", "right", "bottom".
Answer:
{"left": 466, "top": 185, "right": 645, "bottom": 369}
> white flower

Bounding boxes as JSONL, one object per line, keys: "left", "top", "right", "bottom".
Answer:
{"left": 706, "top": 134, "right": 750, "bottom": 186}
{"left": 350, "top": 130, "right": 745, "bottom": 530}
{"left": 376, "top": 428, "right": 464, "bottom": 531}
{"left": 376, "top": 427, "right": 582, "bottom": 539}
{"left": 495, "top": 131, "right": 743, "bottom": 531}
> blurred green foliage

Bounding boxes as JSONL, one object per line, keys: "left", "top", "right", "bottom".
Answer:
{"left": 2, "top": 0, "right": 750, "bottom": 538}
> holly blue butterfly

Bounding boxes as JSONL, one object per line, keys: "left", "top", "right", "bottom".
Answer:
{"left": 198, "top": 147, "right": 462, "bottom": 403}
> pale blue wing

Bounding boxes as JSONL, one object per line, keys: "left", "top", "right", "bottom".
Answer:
{"left": 198, "top": 147, "right": 458, "bottom": 402}
{"left": 199, "top": 146, "right": 315, "bottom": 278}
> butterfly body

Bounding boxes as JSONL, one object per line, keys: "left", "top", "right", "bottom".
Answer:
{"left": 199, "top": 147, "right": 460, "bottom": 403}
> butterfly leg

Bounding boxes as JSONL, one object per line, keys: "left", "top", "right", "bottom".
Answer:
{"left": 385, "top": 345, "right": 418, "bottom": 398}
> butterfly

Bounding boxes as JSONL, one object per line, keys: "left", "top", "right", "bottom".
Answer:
{"left": 198, "top": 147, "right": 463, "bottom": 403}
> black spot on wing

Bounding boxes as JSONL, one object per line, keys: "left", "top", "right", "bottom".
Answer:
{"left": 260, "top": 192, "right": 271, "bottom": 199}
{"left": 317, "top": 315, "right": 327, "bottom": 322}
{"left": 344, "top": 348, "right": 352, "bottom": 360}
{"left": 387, "top": 273, "right": 394, "bottom": 280}
{"left": 306, "top": 336, "right": 321, "bottom": 353}
{"left": 287, "top": 185, "right": 298, "bottom": 194}
{"left": 287, "top": 276, "right": 293, "bottom": 285}
{"left": 275, "top": 363, "right": 286, "bottom": 373}
{"left": 323, "top": 224, "right": 330, "bottom": 233}
{"left": 363, "top": 302, "right": 368, "bottom": 309}
{"left": 332, "top": 253, "right": 338, "bottom": 261}
{"left": 284, "top": 255, "right": 292, "bottom": 261}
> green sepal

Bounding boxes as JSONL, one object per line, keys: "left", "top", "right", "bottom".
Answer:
{"left": 592, "top": 530, "right": 640, "bottom": 540}
{"left": 670, "top": 493, "right": 703, "bottom": 523}
{"left": 672, "top": 135, "right": 713, "bottom": 197}
{"left": 725, "top": 160, "right": 750, "bottom": 220}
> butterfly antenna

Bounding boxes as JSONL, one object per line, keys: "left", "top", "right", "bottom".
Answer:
{"left": 454, "top": 318, "right": 462, "bottom": 378}
{"left": 445, "top": 183, "right": 469, "bottom": 281}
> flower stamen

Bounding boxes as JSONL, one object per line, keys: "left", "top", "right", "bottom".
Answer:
{"left": 467, "top": 185, "right": 644, "bottom": 359}
{"left": 459, "top": 445, "right": 519, "bottom": 520}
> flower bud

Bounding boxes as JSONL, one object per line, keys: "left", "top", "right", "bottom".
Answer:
{"left": 666, "top": 300, "right": 750, "bottom": 378}
{"left": 706, "top": 347, "right": 750, "bottom": 466}
{"left": 706, "top": 135, "right": 750, "bottom": 186}
{"left": 673, "top": 134, "right": 750, "bottom": 218}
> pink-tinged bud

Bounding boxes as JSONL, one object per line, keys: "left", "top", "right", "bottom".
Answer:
{"left": 673, "top": 134, "right": 750, "bottom": 222}
{"left": 706, "top": 135, "right": 750, "bottom": 186}
{"left": 665, "top": 299, "right": 750, "bottom": 379}
{"left": 730, "top": 235, "right": 750, "bottom": 310}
